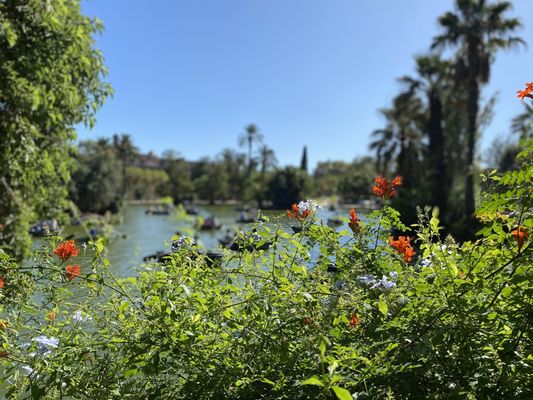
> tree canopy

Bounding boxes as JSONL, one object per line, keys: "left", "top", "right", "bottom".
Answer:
{"left": 0, "top": 0, "right": 112, "bottom": 258}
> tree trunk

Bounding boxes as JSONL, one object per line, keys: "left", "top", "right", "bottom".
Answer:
{"left": 397, "top": 133, "right": 409, "bottom": 188}
{"left": 428, "top": 89, "right": 447, "bottom": 219}
{"left": 465, "top": 42, "right": 480, "bottom": 218}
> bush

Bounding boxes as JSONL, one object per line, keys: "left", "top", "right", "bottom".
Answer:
{"left": 0, "top": 143, "right": 531, "bottom": 399}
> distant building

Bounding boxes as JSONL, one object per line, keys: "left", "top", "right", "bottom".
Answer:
{"left": 131, "top": 151, "right": 164, "bottom": 169}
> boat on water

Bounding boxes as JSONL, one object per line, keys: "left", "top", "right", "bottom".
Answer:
{"left": 218, "top": 229, "right": 236, "bottom": 248}
{"left": 145, "top": 205, "right": 172, "bottom": 215}
{"left": 29, "top": 219, "right": 61, "bottom": 237}
{"left": 143, "top": 249, "right": 223, "bottom": 267}
{"left": 327, "top": 216, "right": 344, "bottom": 227}
{"left": 185, "top": 205, "right": 199, "bottom": 215}
{"left": 227, "top": 229, "right": 272, "bottom": 252}
{"left": 236, "top": 210, "right": 257, "bottom": 223}
{"left": 200, "top": 216, "right": 222, "bottom": 231}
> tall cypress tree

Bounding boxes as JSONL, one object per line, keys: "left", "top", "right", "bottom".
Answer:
{"left": 300, "top": 146, "right": 308, "bottom": 173}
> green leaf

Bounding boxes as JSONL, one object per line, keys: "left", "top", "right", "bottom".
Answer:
{"left": 319, "top": 340, "right": 327, "bottom": 357}
{"left": 331, "top": 385, "right": 353, "bottom": 400}
{"left": 378, "top": 300, "right": 388, "bottom": 316}
{"left": 124, "top": 369, "right": 138, "bottom": 378}
{"left": 300, "top": 376, "right": 324, "bottom": 387}
{"left": 501, "top": 286, "right": 512, "bottom": 298}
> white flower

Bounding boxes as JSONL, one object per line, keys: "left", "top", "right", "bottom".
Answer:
{"left": 297, "top": 200, "right": 319, "bottom": 214}
{"left": 32, "top": 336, "right": 59, "bottom": 356}
{"left": 420, "top": 258, "right": 432, "bottom": 267}
{"left": 357, "top": 274, "right": 377, "bottom": 286}
{"left": 370, "top": 273, "right": 397, "bottom": 290}
{"left": 72, "top": 310, "right": 92, "bottom": 322}
{"left": 22, "top": 365, "right": 34, "bottom": 375}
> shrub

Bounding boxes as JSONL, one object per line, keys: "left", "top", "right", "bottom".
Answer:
{"left": 0, "top": 142, "right": 531, "bottom": 399}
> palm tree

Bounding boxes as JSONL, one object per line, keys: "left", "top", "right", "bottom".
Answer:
{"left": 112, "top": 133, "right": 139, "bottom": 198}
{"left": 369, "top": 90, "right": 424, "bottom": 189}
{"left": 399, "top": 55, "right": 451, "bottom": 218}
{"left": 369, "top": 122, "right": 396, "bottom": 176}
{"left": 256, "top": 145, "right": 278, "bottom": 208}
{"left": 432, "top": 0, "right": 524, "bottom": 217}
{"left": 258, "top": 145, "right": 277, "bottom": 178}
{"left": 238, "top": 124, "right": 264, "bottom": 173}
{"left": 511, "top": 102, "right": 533, "bottom": 140}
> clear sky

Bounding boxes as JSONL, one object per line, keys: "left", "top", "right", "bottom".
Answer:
{"left": 78, "top": 0, "right": 533, "bottom": 169}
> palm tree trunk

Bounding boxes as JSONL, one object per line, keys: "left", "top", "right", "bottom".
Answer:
{"left": 428, "top": 89, "right": 447, "bottom": 219}
{"left": 465, "top": 44, "right": 480, "bottom": 218}
{"left": 397, "top": 133, "right": 408, "bottom": 188}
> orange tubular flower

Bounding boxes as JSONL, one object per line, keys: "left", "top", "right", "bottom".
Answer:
{"left": 287, "top": 204, "right": 309, "bottom": 220}
{"left": 287, "top": 201, "right": 317, "bottom": 221}
{"left": 372, "top": 176, "right": 402, "bottom": 199}
{"left": 349, "top": 314, "right": 360, "bottom": 328}
{"left": 389, "top": 236, "right": 416, "bottom": 262}
{"left": 47, "top": 312, "right": 56, "bottom": 322}
{"left": 54, "top": 240, "right": 79, "bottom": 262}
{"left": 511, "top": 227, "right": 529, "bottom": 252}
{"left": 517, "top": 82, "right": 533, "bottom": 101}
{"left": 348, "top": 209, "right": 360, "bottom": 233}
{"left": 0, "top": 277, "right": 4, "bottom": 289}
{"left": 65, "top": 265, "right": 81, "bottom": 281}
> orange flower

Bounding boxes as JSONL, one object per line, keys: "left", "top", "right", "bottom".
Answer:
{"left": 65, "top": 265, "right": 81, "bottom": 281}
{"left": 511, "top": 227, "right": 529, "bottom": 252}
{"left": 372, "top": 176, "right": 402, "bottom": 199}
{"left": 517, "top": 82, "right": 533, "bottom": 101}
{"left": 389, "top": 236, "right": 416, "bottom": 262}
{"left": 54, "top": 240, "right": 78, "bottom": 262}
{"left": 348, "top": 209, "right": 360, "bottom": 233}
{"left": 47, "top": 312, "right": 56, "bottom": 321}
{"left": 349, "top": 314, "right": 360, "bottom": 328}
{"left": 287, "top": 201, "right": 316, "bottom": 220}
{"left": 0, "top": 277, "right": 4, "bottom": 289}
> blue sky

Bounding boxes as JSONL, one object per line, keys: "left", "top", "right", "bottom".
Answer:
{"left": 79, "top": 0, "right": 533, "bottom": 169}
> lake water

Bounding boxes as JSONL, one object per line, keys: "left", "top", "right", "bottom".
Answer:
{"left": 55, "top": 204, "right": 354, "bottom": 277}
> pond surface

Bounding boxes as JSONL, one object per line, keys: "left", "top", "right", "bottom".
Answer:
{"left": 57, "top": 204, "right": 354, "bottom": 277}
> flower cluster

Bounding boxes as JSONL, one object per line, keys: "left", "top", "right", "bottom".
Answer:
{"left": 65, "top": 265, "right": 81, "bottom": 281}
{"left": 54, "top": 240, "right": 81, "bottom": 281}
{"left": 349, "top": 314, "right": 360, "bottom": 328}
{"left": 172, "top": 235, "right": 197, "bottom": 251}
{"left": 32, "top": 335, "right": 59, "bottom": 356}
{"left": 72, "top": 310, "right": 92, "bottom": 323}
{"left": 287, "top": 200, "right": 318, "bottom": 220}
{"left": 516, "top": 82, "right": 533, "bottom": 102}
{"left": 0, "top": 277, "right": 4, "bottom": 289}
{"left": 357, "top": 271, "right": 398, "bottom": 290}
{"left": 348, "top": 209, "right": 360, "bottom": 233}
{"left": 389, "top": 236, "right": 416, "bottom": 262}
{"left": 54, "top": 240, "right": 78, "bottom": 261}
{"left": 372, "top": 176, "right": 402, "bottom": 199}
{"left": 511, "top": 226, "right": 529, "bottom": 253}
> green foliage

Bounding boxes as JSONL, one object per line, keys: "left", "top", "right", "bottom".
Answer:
{"left": 0, "top": 142, "right": 531, "bottom": 398}
{"left": 160, "top": 156, "right": 192, "bottom": 203}
{"left": 126, "top": 167, "right": 169, "bottom": 200}
{"left": 268, "top": 166, "right": 310, "bottom": 208}
{"left": 69, "top": 140, "right": 123, "bottom": 214}
{"left": 0, "top": 0, "right": 111, "bottom": 258}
